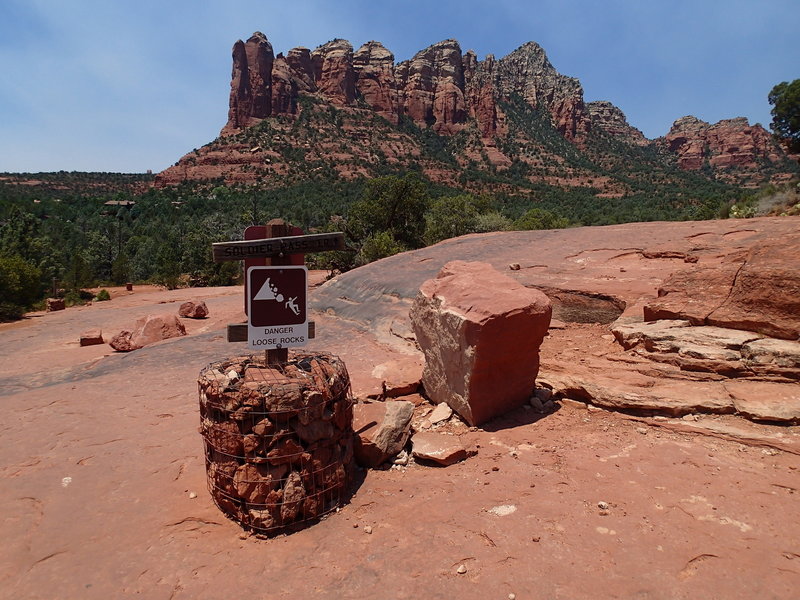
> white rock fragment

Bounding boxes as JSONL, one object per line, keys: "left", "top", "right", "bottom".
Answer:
{"left": 488, "top": 504, "right": 517, "bottom": 516}
{"left": 429, "top": 402, "right": 453, "bottom": 424}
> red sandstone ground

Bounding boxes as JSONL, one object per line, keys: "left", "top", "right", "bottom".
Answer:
{"left": 1, "top": 218, "right": 799, "bottom": 599}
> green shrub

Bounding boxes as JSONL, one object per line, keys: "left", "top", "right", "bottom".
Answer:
{"left": 357, "top": 231, "right": 406, "bottom": 265}
{"left": 94, "top": 289, "right": 111, "bottom": 301}
{"left": 0, "top": 254, "right": 41, "bottom": 321}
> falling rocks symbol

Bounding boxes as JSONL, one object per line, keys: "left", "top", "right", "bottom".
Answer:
{"left": 248, "top": 266, "right": 307, "bottom": 328}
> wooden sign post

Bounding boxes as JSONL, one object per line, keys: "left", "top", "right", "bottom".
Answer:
{"left": 212, "top": 219, "right": 345, "bottom": 365}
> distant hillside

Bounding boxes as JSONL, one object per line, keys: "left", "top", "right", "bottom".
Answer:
{"left": 156, "top": 32, "right": 797, "bottom": 202}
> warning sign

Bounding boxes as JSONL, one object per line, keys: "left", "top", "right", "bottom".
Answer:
{"left": 247, "top": 266, "right": 308, "bottom": 350}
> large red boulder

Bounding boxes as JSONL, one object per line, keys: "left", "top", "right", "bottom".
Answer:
{"left": 410, "top": 261, "right": 551, "bottom": 426}
{"left": 110, "top": 314, "right": 187, "bottom": 352}
{"left": 178, "top": 300, "right": 209, "bottom": 319}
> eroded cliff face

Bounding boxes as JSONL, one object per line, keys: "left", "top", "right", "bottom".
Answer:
{"left": 587, "top": 101, "right": 647, "bottom": 146}
{"left": 226, "top": 32, "right": 274, "bottom": 132}
{"left": 160, "top": 32, "right": 796, "bottom": 188}
{"left": 222, "top": 33, "right": 587, "bottom": 141}
{"left": 660, "top": 116, "right": 788, "bottom": 182}
{"left": 494, "top": 42, "right": 591, "bottom": 142}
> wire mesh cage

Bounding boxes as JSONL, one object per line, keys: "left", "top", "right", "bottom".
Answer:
{"left": 198, "top": 351, "right": 354, "bottom": 535}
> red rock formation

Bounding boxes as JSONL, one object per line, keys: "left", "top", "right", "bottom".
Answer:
{"left": 644, "top": 236, "right": 800, "bottom": 340}
{"left": 410, "top": 261, "right": 552, "bottom": 426}
{"left": 225, "top": 32, "right": 274, "bottom": 134}
{"left": 353, "top": 41, "right": 398, "bottom": 122}
{"left": 662, "top": 116, "right": 786, "bottom": 173}
{"left": 311, "top": 39, "right": 356, "bottom": 106}
{"left": 396, "top": 39, "right": 467, "bottom": 134}
{"left": 222, "top": 34, "right": 588, "bottom": 141}
{"left": 495, "top": 42, "right": 591, "bottom": 141}
{"left": 463, "top": 51, "right": 503, "bottom": 138}
{"left": 587, "top": 101, "right": 647, "bottom": 145}
{"left": 270, "top": 54, "right": 296, "bottom": 115}
{"left": 285, "top": 47, "right": 315, "bottom": 92}
{"left": 178, "top": 300, "right": 209, "bottom": 319}
{"left": 110, "top": 313, "right": 187, "bottom": 352}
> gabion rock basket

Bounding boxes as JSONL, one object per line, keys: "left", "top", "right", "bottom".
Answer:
{"left": 198, "top": 352, "right": 354, "bottom": 535}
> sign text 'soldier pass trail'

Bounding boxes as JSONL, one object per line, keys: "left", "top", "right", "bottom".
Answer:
{"left": 212, "top": 219, "right": 345, "bottom": 362}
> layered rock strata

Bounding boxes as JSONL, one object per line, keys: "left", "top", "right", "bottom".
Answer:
{"left": 198, "top": 352, "right": 354, "bottom": 533}
{"left": 222, "top": 33, "right": 589, "bottom": 140}
{"left": 587, "top": 101, "right": 647, "bottom": 145}
{"left": 644, "top": 236, "right": 800, "bottom": 340}
{"left": 661, "top": 116, "right": 786, "bottom": 174}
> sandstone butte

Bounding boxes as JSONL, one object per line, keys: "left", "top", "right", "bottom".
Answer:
{"left": 2, "top": 217, "right": 799, "bottom": 599}
{"left": 155, "top": 32, "right": 797, "bottom": 188}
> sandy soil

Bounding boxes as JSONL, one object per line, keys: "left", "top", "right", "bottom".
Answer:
{"left": 1, "top": 278, "right": 799, "bottom": 599}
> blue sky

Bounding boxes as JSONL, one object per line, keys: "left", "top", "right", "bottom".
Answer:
{"left": 1, "top": 0, "right": 797, "bottom": 173}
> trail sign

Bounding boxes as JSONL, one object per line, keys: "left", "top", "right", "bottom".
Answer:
{"left": 212, "top": 232, "right": 345, "bottom": 263}
{"left": 212, "top": 218, "right": 346, "bottom": 364}
{"left": 247, "top": 266, "right": 308, "bottom": 350}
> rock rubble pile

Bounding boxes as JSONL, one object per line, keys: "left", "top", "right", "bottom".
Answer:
{"left": 198, "top": 352, "right": 354, "bottom": 534}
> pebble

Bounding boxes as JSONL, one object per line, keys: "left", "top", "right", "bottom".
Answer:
{"left": 636, "top": 427, "right": 648, "bottom": 435}
{"left": 188, "top": 491, "right": 197, "bottom": 499}
{"left": 509, "top": 594, "right": 516, "bottom": 600}
{"left": 456, "top": 564, "right": 467, "bottom": 574}
{"left": 363, "top": 525, "right": 373, "bottom": 534}
{"left": 597, "top": 501, "right": 609, "bottom": 510}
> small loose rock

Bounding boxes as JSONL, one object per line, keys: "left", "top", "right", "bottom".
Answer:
{"left": 188, "top": 491, "right": 197, "bottom": 499}
{"left": 363, "top": 525, "right": 373, "bottom": 534}
{"left": 597, "top": 501, "right": 609, "bottom": 510}
{"left": 456, "top": 564, "right": 467, "bottom": 574}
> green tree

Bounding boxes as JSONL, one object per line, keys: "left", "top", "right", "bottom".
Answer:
{"left": 0, "top": 254, "right": 42, "bottom": 321}
{"left": 347, "top": 174, "right": 430, "bottom": 250}
{"left": 111, "top": 253, "right": 131, "bottom": 284}
{"left": 154, "top": 242, "right": 181, "bottom": 290}
{"left": 769, "top": 79, "right": 800, "bottom": 153}
{"left": 424, "top": 194, "right": 485, "bottom": 245}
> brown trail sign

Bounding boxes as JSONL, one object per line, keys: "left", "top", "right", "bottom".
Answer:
{"left": 212, "top": 218, "right": 345, "bottom": 364}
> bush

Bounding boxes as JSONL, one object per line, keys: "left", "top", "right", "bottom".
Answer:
{"left": 94, "top": 289, "right": 111, "bottom": 301}
{"left": 423, "top": 194, "right": 482, "bottom": 245}
{"left": 474, "top": 211, "right": 512, "bottom": 233}
{"left": 357, "top": 231, "right": 406, "bottom": 265}
{"left": 0, "top": 254, "right": 41, "bottom": 321}
{"left": 513, "top": 208, "right": 570, "bottom": 230}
